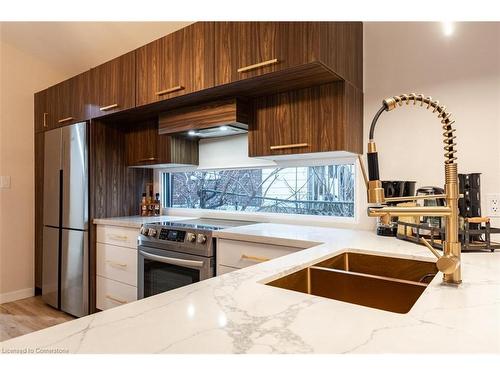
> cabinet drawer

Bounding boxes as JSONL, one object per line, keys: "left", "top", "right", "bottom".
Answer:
{"left": 217, "top": 239, "right": 301, "bottom": 269}
{"left": 96, "top": 276, "right": 137, "bottom": 311}
{"left": 217, "top": 264, "right": 239, "bottom": 276}
{"left": 96, "top": 243, "right": 137, "bottom": 286}
{"left": 96, "top": 225, "right": 139, "bottom": 249}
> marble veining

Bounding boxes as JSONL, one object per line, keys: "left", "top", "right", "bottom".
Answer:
{"left": 1, "top": 223, "right": 499, "bottom": 354}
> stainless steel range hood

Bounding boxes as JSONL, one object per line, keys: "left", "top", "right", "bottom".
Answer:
{"left": 159, "top": 98, "right": 249, "bottom": 139}
{"left": 184, "top": 124, "right": 247, "bottom": 139}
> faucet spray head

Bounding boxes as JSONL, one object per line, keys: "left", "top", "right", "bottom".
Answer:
{"left": 366, "top": 141, "right": 385, "bottom": 204}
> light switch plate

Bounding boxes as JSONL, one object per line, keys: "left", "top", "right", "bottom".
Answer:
{"left": 486, "top": 194, "right": 500, "bottom": 217}
{"left": 0, "top": 176, "right": 11, "bottom": 189}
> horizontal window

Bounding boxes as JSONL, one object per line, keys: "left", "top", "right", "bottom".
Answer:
{"left": 162, "top": 164, "right": 355, "bottom": 217}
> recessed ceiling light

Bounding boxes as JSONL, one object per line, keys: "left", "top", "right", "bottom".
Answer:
{"left": 188, "top": 130, "right": 197, "bottom": 136}
{"left": 219, "top": 126, "right": 229, "bottom": 131}
{"left": 442, "top": 22, "right": 454, "bottom": 37}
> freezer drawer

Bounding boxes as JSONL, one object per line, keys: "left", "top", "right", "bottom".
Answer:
{"left": 61, "top": 229, "right": 89, "bottom": 317}
{"left": 42, "top": 226, "right": 59, "bottom": 309}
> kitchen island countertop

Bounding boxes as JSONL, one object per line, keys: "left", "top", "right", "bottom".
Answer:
{"left": 2, "top": 223, "right": 499, "bottom": 353}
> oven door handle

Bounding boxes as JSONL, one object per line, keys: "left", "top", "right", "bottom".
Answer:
{"left": 139, "top": 250, "right": 205, "bottom": 269}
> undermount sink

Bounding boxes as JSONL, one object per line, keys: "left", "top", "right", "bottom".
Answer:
{"left": 266, "top": 252, "right": 438, "bottom": 314}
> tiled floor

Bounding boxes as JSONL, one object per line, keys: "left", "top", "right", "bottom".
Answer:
{"left": 0, "top": 296, "right": 74, "bottom": 341}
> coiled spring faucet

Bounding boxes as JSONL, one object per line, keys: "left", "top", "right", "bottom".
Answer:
{"left": 359, "top": 93, "right": 462, "bottom": 284}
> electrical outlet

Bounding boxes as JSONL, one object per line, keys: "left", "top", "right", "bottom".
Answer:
{"left": 486, "top": 194, "right": 500, "bottom": 217}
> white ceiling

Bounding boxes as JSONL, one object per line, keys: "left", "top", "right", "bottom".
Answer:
{"left": 0, "top": 22, "right": 194, "bottom": 76}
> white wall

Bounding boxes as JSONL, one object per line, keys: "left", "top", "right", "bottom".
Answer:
{"left": 0, "top": 29, "right": 73, "bottom": 302}
{"left": 362, "top": 22, "right": 500, "bottom": 234}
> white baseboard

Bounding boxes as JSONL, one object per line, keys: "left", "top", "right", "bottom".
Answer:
{"left": 0, "top": 288, "right": 34, "bottom": 304}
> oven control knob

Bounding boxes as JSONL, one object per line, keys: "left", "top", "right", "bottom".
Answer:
{"left": 148, "top": 228, "right": 157, "bottom": 237}
{"left": 186, "top": 233, "right": 196, "bottom": 243}
{"left": 197, "top": 234, "right": 207, "bottom": 244}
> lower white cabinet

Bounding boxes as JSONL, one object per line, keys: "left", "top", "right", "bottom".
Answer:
{"left": 216, "top": 238, "right": 303, "bottom": 275}
{"left": 96, "top": 275, "right": 137, "bottom": 310}
{"left": 96, "top": 224, "right": 139, "bottom": 311}
{"left": 96, "top": 243, "right": 137, "bottom": 287}
{"left": 96, "top": 225, "right": 139, "bottom": 249}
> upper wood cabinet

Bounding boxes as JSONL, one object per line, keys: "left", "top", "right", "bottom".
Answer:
{"left": 215, "top": 22, "right": 363, "bottom": 91}
{"left": 34, "top": 90, "right": 48, "bottom": 133}
{"left": 125, "top": 121, "right": 199, "bottom": 167}
{"left": 54, "top": 71, "right": 91, "bottom": 126}
{"left": 34, "top": 71, "right": 90, "bottom": 131}
{"left": 136, "top": 22, "right": 215, "bottom": 106}
{"left": 34, "top": 85, "right": 59, "bottom": 132}
{"left": 249, "top": 81, "right": 363, "bottom": 158}
{"left": 91, "top": 51, "right": 136, "bottom": 117}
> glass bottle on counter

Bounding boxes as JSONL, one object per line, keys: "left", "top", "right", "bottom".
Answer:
{"left": 154, "top": 193, "right": 161, "bottom": 216}
{"left": 140, "top": 193, "right": 148, "bottom": 216}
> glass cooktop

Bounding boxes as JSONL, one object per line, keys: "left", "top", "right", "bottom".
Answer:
{"left": 149, "top": 218, "right": 257, "bottom": 231}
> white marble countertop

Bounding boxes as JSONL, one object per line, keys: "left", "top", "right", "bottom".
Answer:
{"left": 92, "top": 215, "right": 193, "bottom": 228}
{"left": 2, "top": 223, "right": 499, "bottom": 354}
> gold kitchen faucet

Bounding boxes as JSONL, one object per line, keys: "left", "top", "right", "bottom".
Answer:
{"left": 359, "top": 93, "right": 462, "bottom": 284}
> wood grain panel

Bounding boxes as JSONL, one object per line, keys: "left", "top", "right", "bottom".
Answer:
{"left": 215, "top": 22, "right": 363, "bottom": 90}
{"left": 35, "top": 85, "right": 59, "bottom": 131}
{"left": 125, "top": 120, "right": 199, "bottom": 166}
{"left": 158, "top": 98, "right": 249, "bottom": 134}
{"left": 90, "top": 51, "right": 136, "bottom": 117}
{"left": 34, "top": 91, "right": 47, "bottom": 133}
{"left": 319, "top": 22, "right": 363, "bottom": 91}
{"left": 136, "top": 22, "right": 215, "bottom": 106}
{"left": 249, "top": 81, "right": 363, "bottom": 157}
{"left": 55, "top": 70, "right": 91, "bottom": 126}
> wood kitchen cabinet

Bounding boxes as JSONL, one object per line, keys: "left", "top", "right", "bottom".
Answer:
{"left": 136, "top": 22, "right": 215, "bottom": 106}
{"left": 215, "top": 22, "right": 363, "bottom": 91}
{"left": 34, "top": 86, "right": 59, "bottom": 132}
{"left": 34, "top": 90, "right": 48, "bottom": 133}
{"left": 90, "top": 51, "right": 136, "bottom": 117}
{"left": 53, "top": 71, "right": 91, "bottom": 126}
{"left": 249, "top": 81, "right": 363, "bottom": 157}
{"left": 125, "top": 120, "right": 199, "bottom": 167}
{"left": 35, "top": 71, "right": 90, "bottom": 131}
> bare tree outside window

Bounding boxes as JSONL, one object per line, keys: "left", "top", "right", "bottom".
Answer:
{"left": 164, "top": 164, "right": 354, "bottom": 217}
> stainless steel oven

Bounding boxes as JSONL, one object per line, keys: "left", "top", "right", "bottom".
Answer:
{"left": 138, "top": 245, "right": 214, "bottom": 299}
{"left": 137, "top": 219, "right": 255, "bottom": 299}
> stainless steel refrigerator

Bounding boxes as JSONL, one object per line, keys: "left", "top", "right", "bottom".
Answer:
{"left": 42, "top": 122, "right": 89, "bottom": 317}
